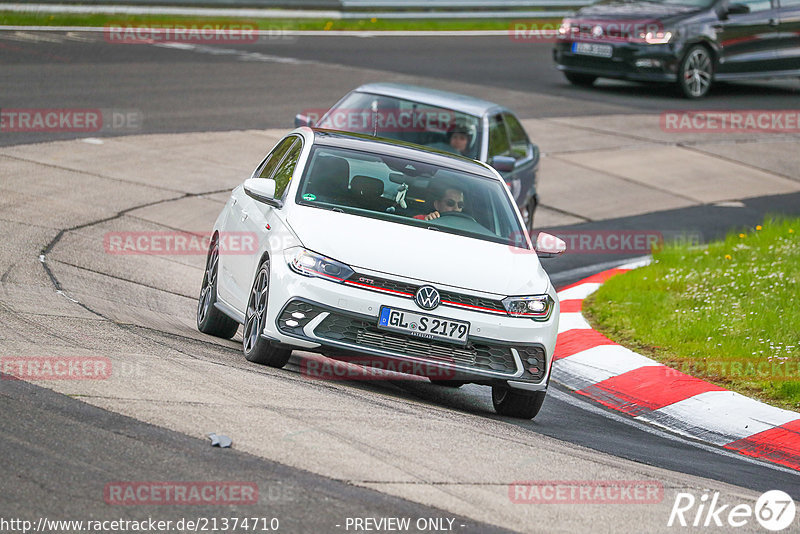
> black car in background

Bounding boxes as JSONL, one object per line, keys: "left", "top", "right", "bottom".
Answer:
{"left": 553, "top": 0, "right": 800, "bottom": 97}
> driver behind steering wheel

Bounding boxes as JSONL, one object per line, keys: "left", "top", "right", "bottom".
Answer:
{"left": 414, "top": 186, "right": 464, "bottom": 221}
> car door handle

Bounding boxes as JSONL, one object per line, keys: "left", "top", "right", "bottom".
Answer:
{"left": 240, "top": 211, "right": 249, "bottom": 222}
{"left": 768, "top": 18, "right": 778, "bottom": 27}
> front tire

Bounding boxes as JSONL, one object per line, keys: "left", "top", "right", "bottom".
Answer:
{"left": 677, "top": 45, "right": 713, "bottom": 99}
{"left": 492, "top": 386, "right": 546, "bottom": 419}
{"left": 564, "top": 72, "right": 597, "bottom": 86}
{"left": 242, "top": 259, "right": 292, "bottom": 368}
{"left": 197, "top": 235, "right": 239, "bottom": 339}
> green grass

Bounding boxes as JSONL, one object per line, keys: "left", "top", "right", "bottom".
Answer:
{"left": 583, "top": 217, "right": 800, "bottom": 411}
{"left": 0, "top": 12, "right": 561, "bottom": 32}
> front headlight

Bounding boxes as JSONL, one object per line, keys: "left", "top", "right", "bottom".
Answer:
{"left": 557, "top": 19, "right": 573, "bottom": 39}
{"left": 638, "top": 30, "right": 673, "bottom": 44}
{"left": 288, "top": 248, "right": 354, "bottom": 283}
{"left": 502, "top": 295, "right": 555, "bottom": 321}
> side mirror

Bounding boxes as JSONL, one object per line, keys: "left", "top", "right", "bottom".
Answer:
{"left": 294, "top": 113, "right": 315, "bottom": 128}
{"left": 490, "top": 155, "right": 516, "bottom": 173}
{"left": 243, "top": 178, "right": 283, "bottom": 208}
{"left": 725, "top": 2, "right": 750, "bottom": 15}
{"left": 535, "top": 232, "right": 566, "bottom": 258}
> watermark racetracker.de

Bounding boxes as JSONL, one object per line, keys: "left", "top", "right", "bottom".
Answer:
{"left": 667, "top": 359, "right": 800, "bottom": 382}
{"left": 1, "top": 356, "right": 149, "bottom": 381}
{"left": 104, "top": 481, "right": 258, "bottom": 505}
{"left": 301, "top": 354, "right": 457, "bottom": 381}
{"left": 301, "top": 107, "right": 458, "bottom": 133}
{"left": 511, "top": 230, "right": 703, "bottom": 255}
{"left": 661, "top": 110, "right": 800, "bottom": 133}
{"left": 104, "top": 20, "right": 295, "bottom": 44}
{"left": 509, "top": 480, "right": 664, "bottom": 504}
{"left": 104, "top": 231, "right": 258, "bottom": 255}
{"left": 1, "top": 357, "right": 111, "bottom": 380}
{"left": 509, "top": 19, "right": 666, "bottom": 43}
{"left": 0, "top": 108, "right": 142, "bottom": 133}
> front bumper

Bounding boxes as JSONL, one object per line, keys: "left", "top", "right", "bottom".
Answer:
{"left": 553, "top": 41, "right": 680, "bottom": 82}
{"left": 264, "top": 253, "right": 558, "bottom": 389}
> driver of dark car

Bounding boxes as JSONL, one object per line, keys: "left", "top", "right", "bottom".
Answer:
{"left": 447, "top": 122, "right": 473, "bottom": 157}
{"left": 414, "top": 186, "right": 464, "bottom": 221}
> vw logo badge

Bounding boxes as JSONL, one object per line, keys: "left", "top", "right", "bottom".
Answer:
{"left": 592, "top": 25, "right": 604, "bottom": 38}
{"left": 415, "top": 286, "right": 440, "bottom": 311}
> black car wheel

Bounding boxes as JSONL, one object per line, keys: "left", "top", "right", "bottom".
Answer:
{"left": 197, "top": 235, "right": 239, "bottom": 339}
{"left": 678, "top": 45, "right": 713, "bottom": 98}
{"left": 564, "top": 72, "right": 597, "bottom": 86}
{"left": 492, "top": 386, "right": 546, "bottom": 419}
{"left": 243, "top": 259, "right": 292, "bottom": 368}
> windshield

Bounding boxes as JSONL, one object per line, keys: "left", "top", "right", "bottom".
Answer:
{"left": 296, "top": 145, "right": 527, "bottom": 248}
{"left": 317, "top": 92, "right": 483, "bottom": 160}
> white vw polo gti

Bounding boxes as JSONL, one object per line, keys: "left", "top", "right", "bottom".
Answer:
{"left": 197, "top": 128, "right": 565, "bottom": 419}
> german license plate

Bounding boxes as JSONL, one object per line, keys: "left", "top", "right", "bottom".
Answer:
{"left": 378, "top": 307, "right": 469, "bottom": 346}
{"left": 572, "top": 42, "right": 613, "bottom": 58}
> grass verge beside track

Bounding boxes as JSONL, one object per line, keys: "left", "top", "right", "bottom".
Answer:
{"left": 0, "top": 12, "right": 559, "bottom": 31}
{"left": 584, "top": 217, "right": 800, "bottom": 412}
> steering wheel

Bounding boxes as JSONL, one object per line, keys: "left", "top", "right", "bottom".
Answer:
{"left": 437, "top": 211, "right": 477, "bottom": 222}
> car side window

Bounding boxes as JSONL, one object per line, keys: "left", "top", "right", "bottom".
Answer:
{"left": 735, "top": 0, "right": 773, "bottom": 11}
{"left": 255, "top": 137, "right": 295, "bottom": 179}
{"left": 271, "top": 139, "right": 302, "bottom": 199}
{"left": 503, "top": 113, "right": 530, "bottom": 160}
{"left": 778, "top": 0, "right": 799, "bottom": 6}
{"left": 488, "top": 114, "right": 511, "bottom": 159}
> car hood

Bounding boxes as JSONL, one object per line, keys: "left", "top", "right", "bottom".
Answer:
{"left": 287, "top": 208, "right": 550, "bottom": 297}
{"left": 575, "top": 0, "right": 699, "bottom": 20}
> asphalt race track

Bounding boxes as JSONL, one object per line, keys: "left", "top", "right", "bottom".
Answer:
{"left": 1, "top": 30, "right": 799, "bottom": 533}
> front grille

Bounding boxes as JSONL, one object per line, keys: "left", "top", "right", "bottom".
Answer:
{"left": 439, "top": 290, "right": 506, "bottom": 313}
{"left": 313, "top": 312, "right": 520, "bottom": 375}
{"left": 347, "top": 272, "right": 506, "bottom": 314}
{"left": 356, "top": 330, "right": 476, "bottom": 366}
{"left": 561, "top": 54, "right": 625, "bottom": 72}
{"left": 346, "top": 274, "right": 416, "bottom": 296}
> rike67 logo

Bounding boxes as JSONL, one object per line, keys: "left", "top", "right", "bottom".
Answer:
{"left": 668, "top": 490, "right": 796, "bottom": 531}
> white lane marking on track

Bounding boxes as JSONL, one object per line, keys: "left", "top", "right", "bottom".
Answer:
{"left": 557, "top": 282, "right": 601, "bottom": 301}
{"left": 557, "top": 313, "right": 591, "bottom": 333}
{"left": 646, "top": 390, "right": 800, "bottom": 444}
{"left": 153, "top": 42, "right": 195, "bottom": 50}
{"left": 617, "top": 257, "right": 652, "bottom": 270}
{"left": 64, "top": 31, "right": 97, "bottom": 42}
{"left": 2, "top": 30, "right": 65, "bottom": 43}
{"left": 152, "top": 42, "right": 308, "bottom": 64}
{"left": 548, "top": 388, "right": 800, "bottom": 476}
